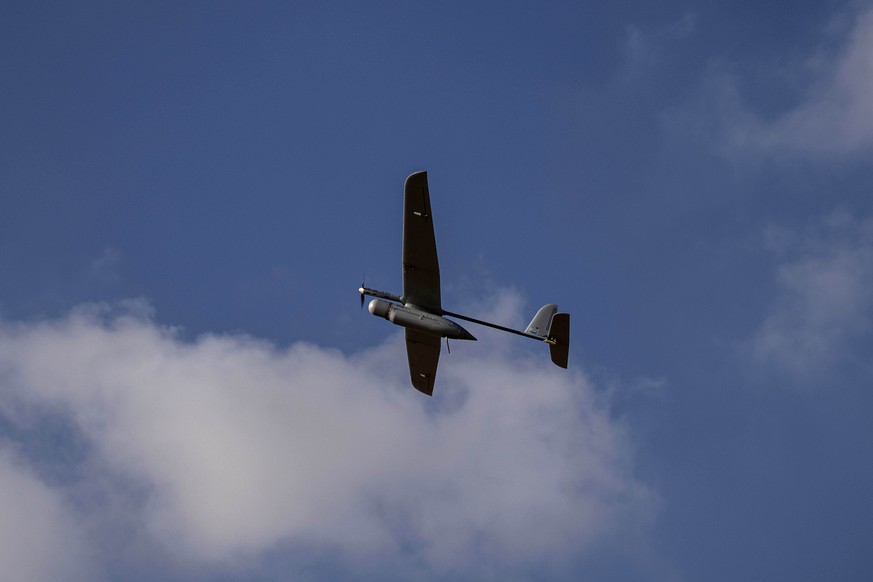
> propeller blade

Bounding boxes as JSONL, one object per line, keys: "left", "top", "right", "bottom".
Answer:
{"left": 360, "top": 278, "right": 365, "bottom": 310}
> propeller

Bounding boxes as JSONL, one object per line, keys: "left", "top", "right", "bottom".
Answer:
{"left": 359, "top": 277, "right": 366, "bottom": 310}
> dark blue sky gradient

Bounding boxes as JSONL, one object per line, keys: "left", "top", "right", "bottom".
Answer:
{"left": 2, "top": 2, "right": 873, "bottom": 580}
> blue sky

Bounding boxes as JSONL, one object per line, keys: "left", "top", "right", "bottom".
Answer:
{"left": 2, "top": 1, "right": 873, "bottom": 580}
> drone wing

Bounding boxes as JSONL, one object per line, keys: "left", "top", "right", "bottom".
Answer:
{"left": 402, "top": 172, "right": 443, "bottom": 395}
{"left": 402, "top": 171, "right": 441, "bottom": 312}
{"left": 405, "top": 329, "right": 440, "bottom": 395}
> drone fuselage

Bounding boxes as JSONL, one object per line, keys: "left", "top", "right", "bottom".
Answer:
{"left": 368, "top": 298, "right": 476, "bottom": 341}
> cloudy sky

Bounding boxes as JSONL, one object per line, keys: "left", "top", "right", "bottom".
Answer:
{"left": 2, "top": 1, "right": 872, "bottom": 580}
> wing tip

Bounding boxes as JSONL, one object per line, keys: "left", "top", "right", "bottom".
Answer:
{"left": 405, "top": 170, "right": 428, "bottom": 189}
{"left": 411, "top": 372, "right": 435, "bottom": 395}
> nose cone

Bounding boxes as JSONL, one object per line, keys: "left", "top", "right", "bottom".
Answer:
{"left": 368, "top": 299, "right": 391, "bottom": 318}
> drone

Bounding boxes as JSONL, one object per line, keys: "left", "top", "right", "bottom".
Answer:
{"left": 359, "top": 171, "right": 570, "bottom": 395}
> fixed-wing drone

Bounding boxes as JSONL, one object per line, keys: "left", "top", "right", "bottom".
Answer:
{"left": 359, "top": 171, "right": 570, "bottom": 395}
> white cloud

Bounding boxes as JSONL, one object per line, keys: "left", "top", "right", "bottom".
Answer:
{"left": 0, "top": 293, "right": 657, "bottom": 578}
{"left": 749, "top": 210, "right": 873, "bottom": 376}
{"left": 619, "top": 13, "right": 696, "bottom": 83}
{"left": 0, "top": 447, "right": 91, "bottom": 581}
{"left": 90, "top": 247, "right": 121, "bottom": 274}
{"left": 720, "top": 5, "right": 873, "bottom": 159}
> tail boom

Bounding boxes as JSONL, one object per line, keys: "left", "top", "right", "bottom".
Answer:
{"left": 442, "top": 305, "right": 571, "bottom": 369}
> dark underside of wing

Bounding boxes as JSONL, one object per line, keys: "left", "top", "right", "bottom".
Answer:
{"left": 402, "top": 171, "right": 441, "bottom": 312}
{"left": 405, "top": 329, "right": 441, "bottom": 396}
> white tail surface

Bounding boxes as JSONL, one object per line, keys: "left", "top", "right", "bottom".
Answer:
{"left": 525, "top": 304, "right": 558, "bottom": 338}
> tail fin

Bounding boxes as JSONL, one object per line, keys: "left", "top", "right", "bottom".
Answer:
{"left": 548, "top": 313, "right": 570, "bottom": 368}
{"left": 525, "top": 304, "right": 558, "bottom": 338}
{"left": 525, "top": 305, "right": 570, "bottom": 368}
